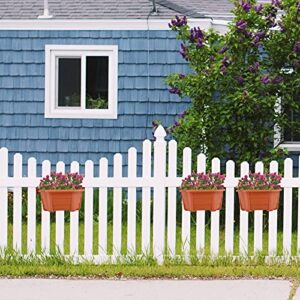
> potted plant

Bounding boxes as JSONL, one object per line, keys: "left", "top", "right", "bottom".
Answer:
{"left": 38, "top": 172, "right": 84, "bottom": 212}
{"left": 180, "top": 172, "right": 225, "bottom": 212}
{"left": 237, "top": 173, "right": 282, "bottom": 212}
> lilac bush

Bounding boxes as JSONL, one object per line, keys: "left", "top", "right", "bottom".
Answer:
{"left": 181, "top": 172, "right": 225, "bottom": 190}
{"left": 237, "top": 172, "right": 282, "bottom": 190}
{"left": 166, "top": 0, "right": 299, "bottom": 167}
{"left": 38, "top": 172, "right": 84, "bottom": 190}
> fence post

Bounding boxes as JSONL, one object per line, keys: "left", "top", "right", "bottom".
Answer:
{"left": 13, "top": 153, "right": 22, "bottom": 252}
{"left": 0, "top": 148, "right": 8, "bottom": 250}
{"left": 153, "top": 125, "right": 167, "bottom": 263}
{"left": 283, "top": 158, "right": 293, "bottom": 256}
{"left": 27, "top": 157, "right": 37, "bottom": 254}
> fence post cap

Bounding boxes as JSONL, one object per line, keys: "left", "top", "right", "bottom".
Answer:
{"left": 154, "top": 125, "right": 167, "bottom": 139}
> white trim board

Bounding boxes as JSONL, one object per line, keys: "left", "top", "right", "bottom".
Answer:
{"left": 0, "top": 18, "right": 215, "bottom": 31}
{"left": 45, "top": 44, "right": 118, "bottom": 119}
{"left": 279, "top": 144, "right": 300, "bottom": 152}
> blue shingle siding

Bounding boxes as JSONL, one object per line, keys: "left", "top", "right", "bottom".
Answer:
{"left": 0, "top": 30, "right": 190, "bottom": 175}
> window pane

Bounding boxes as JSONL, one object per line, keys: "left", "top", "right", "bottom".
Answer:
{"left": 58, "top": 58, "right": 81, "bottom": 107}
{"left": 284, "top": 93, "right": 300, "bottom": 142}
{"left": 86, "top": 56, "right": 109, "bottom": 109}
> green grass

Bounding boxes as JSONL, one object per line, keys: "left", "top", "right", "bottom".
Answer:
{"left": 1, "top": 250, "right": 300, "bottom": 280}
{"left": 3, "top": 221, "right": 300, "bottom": 280}
{"left": 6, "top": 222, "right": 299, "bottom": 257}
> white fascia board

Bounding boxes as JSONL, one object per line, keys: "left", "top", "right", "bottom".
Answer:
{"left": 0, "top": 18, "right": 213, "bottom": 31}
{"left": 279, "top": 144, "right": 300, "bottom": 152}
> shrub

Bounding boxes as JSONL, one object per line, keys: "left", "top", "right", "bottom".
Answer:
{"left": 166, "top": 0, "right": 299, "bottom": 166}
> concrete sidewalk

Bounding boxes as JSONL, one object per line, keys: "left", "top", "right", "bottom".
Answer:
{"left": 0, "top": 279, "right": 292, "bottom": 300}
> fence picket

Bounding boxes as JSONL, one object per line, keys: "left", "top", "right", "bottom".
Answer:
{"left": 239, "top": 162, "right": 249, "bottom": 255}
{"left": 70, "top": 161, "right": 80, "bottom": 256}
{"left": 153, "top": 126, "right": 167, "bottom": 263}
{"left": 283, "top": 158, "right": 293, "bottom": 256}
{"left": 269, "top": 161, "right": 278, "bottom": 256}
{"left": 113, "top": 153, "right": 123, "bottom": 258}
{"left": 99, "top": 158, "right": 108, "bottom": 257}
{"left": 13, "top": 153, "right": 22, "bottom": 252}
{"left": 225, "top": 160, "right": 235, "bottom": 254}
{"left": 211, "top": 158, "right": 220, "bottom": 256}
{"left": 27, "top": 157, "right": 37, "bottom": 254}
{"left": 84, "top": 160, "right": 94, "bottom": 257}
{"left": 142, "top": 140, "right": 151, "bottom": 254}
{"left": 182, "top": 147, "right": 191, "bottom": 259}
{"left": 41, "top": 160, "right": 51, "bottom": 254}
{"left": 254, "top": 161, "right": 264, "bottom": 254}
{"left": 298, "top": 156, "right": 300, "bottom": 254}
{"left": 0, "top": 148, "right": 8, "bottom": 249}
{"left": 56, "top": 161, "right": 65, "bottom": 254}
{"left": 196, "top": 154, "right": 206, "bottom": 256}
{"left": 167, "top": 140, "right": 177, "bottom": 257}
{"left": 127, "top": 148, "right": 137, "bottom": 254}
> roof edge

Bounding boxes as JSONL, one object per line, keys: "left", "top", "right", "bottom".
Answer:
{"left": 0, "top": 18, "right": 214, "bottom": 30}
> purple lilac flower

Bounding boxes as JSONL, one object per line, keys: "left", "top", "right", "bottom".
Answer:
{"left": 189, "top": 27, "right": 204, "bottom": 42}
{"left": 293, "top": 60, "right": 300, "bottom": 68}
{"left": 218, "top": 45, "right": 229, "bottom": 54}
{"left": 248, "top": 61, "right": 259, "bottom": 73}
{"left": 179, "top": 73, "right": 185, "bottom": 79}
{"left": 237, "top": 76, "right": 244, "bottom": 85}
{"left": 178, "top": 111, "right": 187, "bottom": 118}
{"left": 222, "top": 56, "right": 230, "bottom": 67}
{"left": 252, "top": 31, "right": 266, "bottom": 47}
{"left": 196, "top": 38, "right": 204, "bottom": 49}
{"left": 272, "top": 0, "right": 281, "bottom": 7}
{"left": 209, "top": 55, "right": 215, "bottom": 61}
{"left": 272, "top": 76, "right": 284, "bottom": 84}
{"left": 254, "top": 4, "right": 263, "bottom": 13}
{"left": 261, "top": 75, "right": 270, "bottom": 84}
{"left": 220, "top": 65, "right": 227, "bottom": 75}
{"left": 266, "top": 11, "right": 277, "bottom": 27}
{"left": 180, "top": 43, "right": 188, "bottom": 60}
{"left": 168, "top": 16, "right": 187, "bottom": 28}
{"left": 168, "top": 87, "right": 181, "bottom": 95}
{"left": 236, "top": 19, "right": 247, "bottom": 31}
{"left": 241, "top": 1, "right": 252, "bottom": 12}
{"left": 294, "top": 42, "right": 300, "bottom": 55}
{"left": 297, "top": 2, "right": 300, "bottom": 10}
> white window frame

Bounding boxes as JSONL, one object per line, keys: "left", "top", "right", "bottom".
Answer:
{"left": 45, "top": 45, "right": 118, "bottom": 119}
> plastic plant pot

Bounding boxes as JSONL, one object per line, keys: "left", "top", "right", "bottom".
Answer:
{"left": 39, "top": 189, "right": 84, "bottom": 212}
{"left": 181, "top": 189, "right": 225, "bottom": 212}
{"left": 237, "top": 189, "right": 281, "bottom": 212}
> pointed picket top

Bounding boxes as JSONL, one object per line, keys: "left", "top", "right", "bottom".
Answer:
{"left": 284, "top": 157, "right": 293, "bottom": 177}
{"left": 154, "top": 125, "right": 167, "bottom": 140}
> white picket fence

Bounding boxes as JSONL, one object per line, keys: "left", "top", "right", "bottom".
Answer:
{"left": 0, "top": 125, "right": 300, "bottom": 263}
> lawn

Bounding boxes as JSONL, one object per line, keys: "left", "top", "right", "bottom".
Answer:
{"left": 6, "top": 222, "right": 300, "bottom": 257}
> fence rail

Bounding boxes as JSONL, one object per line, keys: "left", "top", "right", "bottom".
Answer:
{"left": 0, "top": 125, "right": 299, "bottom": 263}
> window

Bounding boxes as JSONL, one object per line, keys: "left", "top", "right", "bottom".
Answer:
{"left": 280, "top": 92, "right": 300, "bottom": 151}
{"left": 45, "top": 45, "right": 118, "bottom": 119}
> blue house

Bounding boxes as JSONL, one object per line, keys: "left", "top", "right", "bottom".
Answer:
{"left": 7, "top": 0, "right": 299, "bottom": 175}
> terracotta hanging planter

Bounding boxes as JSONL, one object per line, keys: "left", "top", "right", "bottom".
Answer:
{"left": 237, "top": 189, "right": 281, "bottom": 212}
{"left": 39, "top": 189, "right": 84, "bottom": 212}
{"left": 237, "top": 172, "right": 282, "bottom": 212}
{"left": 38, "top": 171, "right": 84, "bottom": 212}
{"left": 181, "top": 189, "right": 225, "bottom": 212}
